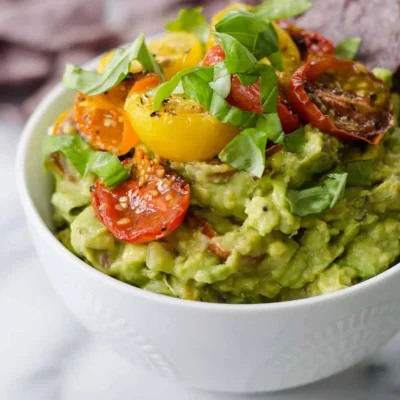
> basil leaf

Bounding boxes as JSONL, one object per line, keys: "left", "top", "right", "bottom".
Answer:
{"left": 215, "top": 10, "right": 282, "bottom": 68}
{"left": 182, "top": 70, "right": 258, "bottom": 128}
{"left": 214, "top": 33, "right": 279, "bottom": 111}
{"left": 372, "top": 68, "right": 393, "bottom": 88}
{"left": 165, "top": 7, "right": 209, "bottom": 43}
{"left": 282, "top": 127, "right": 305, "bottom": 153}
{"left": 219, "top": 128, "right": 267, "bottom": 177}
{"left": 151, "top": 65, "right": 210, "bottom": 111}
{"left": 287, "top": 172, "right": 348, "bottom": 216}
{"left": 214, "top": 32, "right": 257, "bottom": 73}
{"left": 255, "top": 113, "right": 282, "bottom": 142}
{"left": 209, "top": 63, "right": 231, "bottom": 99}
{"left": 85, "top": 152, "right": 130, "bottom": 188}
{"left": 256, "top": 63, "right": 278, "bottom": 113}
{"left": 253, "top": 0, "right": 312, "bottom": 20}
{"left": 346, "top": 160, "right": 373, "bottom": 187}
{"left": 335, "top": 37, "right": 361, "bottom": 60}
{"left": 43, "top": 134, "right": 91, "bottom": 176}
{"left": 62, "top": 35, "right": 164, "bottom": 95}
{"left": 43, "top": 135, "right": 129, "bottom": 187}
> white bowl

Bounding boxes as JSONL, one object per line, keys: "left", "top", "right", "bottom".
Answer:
{"left": 16, "top": 59, "right": 400, "bottom": 393}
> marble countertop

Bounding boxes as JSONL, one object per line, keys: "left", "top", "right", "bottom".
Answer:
{"left": 1, "top": 120, "right": 400, "bottom": 400}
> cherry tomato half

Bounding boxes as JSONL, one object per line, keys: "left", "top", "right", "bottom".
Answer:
{"left": 203, "top": 45, "right": 301, "bottom": 133}
{"left": 289, "top": 57, "right": 394, "bottom": 144}
{"left": 74, "top": 80, "right": 139, "bottom": 155}
{"left": 277, "top": 20, "right": 334, "bottom": 60}
{"left": 91, "top": 149, "right": 190, "bottom": 244}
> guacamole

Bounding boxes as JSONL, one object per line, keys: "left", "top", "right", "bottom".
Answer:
{"left": 44, "top": 2, "right": 400, "bottom": 304}
{"left": 51, "top": 125, "right": 400, "bottom": 303}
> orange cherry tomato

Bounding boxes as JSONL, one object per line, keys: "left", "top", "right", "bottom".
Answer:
{"left": 74, "top": 80, "right": 139, "bottom": 155}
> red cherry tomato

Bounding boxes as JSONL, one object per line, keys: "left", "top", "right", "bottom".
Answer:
{"left": 289, "top": 57, "right": 394, "bottom": 144}
{"left": 203, "top": 45, "right": 301, "bottom": 133}
{"left": 91, "top": 149, "right": 190, "bottom": 243}
{"left": 277, "top": 20, "right": 334, "bottom": 60}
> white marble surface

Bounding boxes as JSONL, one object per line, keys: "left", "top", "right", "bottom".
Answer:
{"left": 2, "top": 120, "right": 400, "bottom": 399}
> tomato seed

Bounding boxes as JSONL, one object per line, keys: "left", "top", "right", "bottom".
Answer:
{"left": 119, "top": 196, "right": 128, "bottom": 202}
{"left": 115, "top": 204, "right": 123, "bottom": 211}
{"left": 117, "top": 218, "right": 131, "bottom": 225}
{"left": 156, "top": 169, "right": 165, "bottom": 178}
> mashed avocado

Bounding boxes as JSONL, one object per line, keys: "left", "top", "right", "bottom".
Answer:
{"left": 52, "top": 125, "right": 400, "bottom": 303}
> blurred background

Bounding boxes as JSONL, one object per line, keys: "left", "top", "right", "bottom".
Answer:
{"left": 1, "top": 0, "right": 400, "bottom": 399}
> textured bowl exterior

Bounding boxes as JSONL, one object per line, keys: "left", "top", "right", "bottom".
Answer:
{"left": 16, "top": 62, "right": 400, "bottom": 393}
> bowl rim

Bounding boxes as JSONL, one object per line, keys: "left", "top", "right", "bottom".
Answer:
{"left": 16, "top": 57, "right": 400, "bottom": 314}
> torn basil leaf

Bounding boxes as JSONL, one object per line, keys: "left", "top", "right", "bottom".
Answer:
{"left": 253, "top": 0, "right": 312, "bottom": 20}
{"left": 345, "top": 160, "right": 373, "bottom": 187}
{"left": 287, "top": 172, "right": 348, "bottom": 216}
{"left": 209, "top": 63, "right": 231, "bottom": 99}
{"left": 151, "top": 65, "right": 209, "bottom": 111}
{"left": 335, "top": 37, "right": 361, "bottom": 60}
{"left": 182, "top": 69, "right": 258, "bottom": 128}
{"left": 372, "top": 68, "right": 393, "bottom": 88}
{"left": 43, "top": 135, "right": 129, "bottom": 187}
{"left": 219, "top": 128, "right": 268, "bottom": 178}
{"left": 215, "top": 10, "right": 282, "bottom": 69}
{"left": 281, "top": 127, "right": 305, "bottom": 153}
{"left": 62, "top": 35, "right": 164, "bottom": 95}
{"left": 165, "top": 7, "right": 209, "bottom": 43}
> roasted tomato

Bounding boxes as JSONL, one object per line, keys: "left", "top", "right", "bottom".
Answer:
{"left": 125, "top": 74, "right": 238, "bottom": 161}
{"left": 74, "top": 80, "right": 139, "bottom": 155}
{"left": 289, "top": 57, "right": 394, "bottom": 144}
{"left": 91, "top": 149, "right": 190, "bottom": 244}
{"left": 277, "top": 20, "right": 334, "bottom": 60}
{"left": 203, "top": 45, "right": 301, "bottom": 133}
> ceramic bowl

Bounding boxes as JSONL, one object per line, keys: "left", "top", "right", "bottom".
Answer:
{"left": 16, "top": 58, "right": 400, "bottom": 393}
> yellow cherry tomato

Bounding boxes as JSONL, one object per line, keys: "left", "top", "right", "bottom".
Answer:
{"left": 98, "top": 32, "right": 203, "bottom": 80}
{"left": 206, "top": 3, "right": 250, "bottom": 50}
{"left": 125, "top": 76, "right": 239, "bottom": 162}
{"left": 148, "top": 32, "right": 203, "bottom": 80}
{"left": 259, "top": 24, "right": 301, "bottom": 90}
{"left": 273, "top": 23, "right": 301, "bottom": 74}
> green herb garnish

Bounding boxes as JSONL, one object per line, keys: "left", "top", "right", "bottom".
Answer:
{"left": 215, "top": 10, "right": 282, "bottom": 69}
{"left": 62, "top": 35, "right": 164, "bottom": 95}
{"left": 335, "top": 37, "right": 361, "bottom": 60}
{"left": 43, "top": 135, "right": 129, "bottom": 187}
{"left": 219, "top": 129, "right": 268, "bottom": 178}
{"left": 345, "top": 160, "right": 373, "bottom": 187}
{"left": 372, "top": 68, "right": 393, "bottom": 88}
{"left": 165, "top": 7, "right": 209, "bottom": 43}
{"left": 253, "top": 0, "right": 312, "bottom": 20}
{"left": 287, "top": 172, "right": 348, "bottom": 217}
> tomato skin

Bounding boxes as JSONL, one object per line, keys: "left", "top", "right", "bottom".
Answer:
{"left": 125, "top": 73, "right": 238, "bottom": 162}
{"left": 203, "top": 45, "right": 301, "bottom": 133}
{"left": 74, "top": 80, "right": 139, "bottom": 155}
{"left": 277, "top": 20, "right": 334, "bottom": 60}
{"left": 289, "top": 57, "right": 394, "bottom": 144}
{"left": 91, "top": 153, "right": 190, "bottom": 244}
